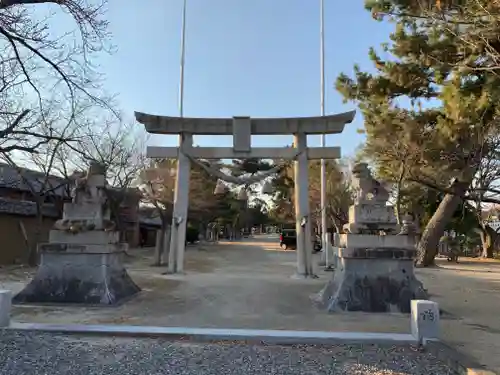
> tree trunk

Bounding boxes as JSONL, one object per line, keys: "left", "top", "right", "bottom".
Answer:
{"left": 163, "top": 225, "right": 171, "bottom": 264}
{"left": 198, "top": 223, "right": 205, "bottom": 241}
{"left": 153, "top": 227, "right": 165, "bottom": 266}
{"left": 478, "top": 225, "right": 495, "bottom": 258}
{"left": 395, "top": 161, "right": 406, "bottom": 225}
{"left": 416, "top": 180, "right": 469, "bottom": 267}
{"left": 28, "top": 201, "right": 44, "bottom": 266}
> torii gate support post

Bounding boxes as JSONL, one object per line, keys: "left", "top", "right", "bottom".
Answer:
{"left": 294, "top": 132, "right": 314, "bottom": 277}
{"left": 167, "top": 133, "right": 192, "bottom": 274}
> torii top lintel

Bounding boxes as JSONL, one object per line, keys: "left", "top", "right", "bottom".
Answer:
{"left": 135, "top": 110, "right": 355, "bottom": 135}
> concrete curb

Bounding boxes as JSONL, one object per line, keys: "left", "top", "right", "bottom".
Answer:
{"left": 427, "top": 342, "right": 498, "bottom": 375}
{"left": 7, "top": 322, "right": 418, "bottom": 345}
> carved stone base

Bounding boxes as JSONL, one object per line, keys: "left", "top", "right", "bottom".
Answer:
{"left": 312, "top": 248, "right": 428, "bottom": 313}
{"left": 13, "top": 251, "right": 140, "bottom": 306}
{"left": 343, "top": 223, "right": 400, "bottom": 235}
{"left": 49, "top": 230, "right": 120, "bottom": 245}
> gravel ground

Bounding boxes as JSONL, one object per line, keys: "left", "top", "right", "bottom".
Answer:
{"left": 0, "top": 330, "right": 456, "bottom": 375}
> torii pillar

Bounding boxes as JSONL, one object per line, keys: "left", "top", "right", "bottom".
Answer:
{"left": 135, "top": 111, "right": 355, "bottom": 276}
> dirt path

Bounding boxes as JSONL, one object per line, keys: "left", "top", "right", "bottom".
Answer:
{"left": 2, "top": 238, "right": 411, "bottom": 331}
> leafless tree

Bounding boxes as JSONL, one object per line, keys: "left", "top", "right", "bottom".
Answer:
{"left": 139, "top": 159, "right": 176, "bottom": 266}
{"left": 0, "top": 0, "right": 115, "bottom": 160}
{"left": 8, "top": 116, "right": 147, "bottom": 265}
{"left": 52, "top": 119, "right": 148, "bottom": 238}
{"left": 0, "top": 104, "right": 87, "bottom": 265}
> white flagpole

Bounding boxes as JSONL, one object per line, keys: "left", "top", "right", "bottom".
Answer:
{"left": 320, "top": 0, "right": 331, "bottom": 270}
{"left": 179, "top": 0, "right": 187, "bottom": 117}
{"left": 169, "top": 0, "right": 189, "bottom": 273}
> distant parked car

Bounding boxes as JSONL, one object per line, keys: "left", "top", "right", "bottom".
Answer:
{"left": 279, "top": 229, "right": 321, "bottom": 252}
{"left": 185, "top": 227, "right": 199, "bottom": 244}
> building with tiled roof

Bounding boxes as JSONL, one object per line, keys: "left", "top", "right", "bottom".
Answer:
{"left": 0, "top": 163, "right": 69, "bottom": 219}
{"left": 0, "top": 163, "right": 68, "bottom": 195}
{"left": 0, "top": 163, "right": 71, "bottom": 264}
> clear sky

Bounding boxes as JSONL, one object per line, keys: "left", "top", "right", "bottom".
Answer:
{"left": 93, "top": 0, "right": 393, "bottom": 157}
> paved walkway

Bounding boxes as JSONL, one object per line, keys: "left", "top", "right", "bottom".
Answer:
{"left": 1, "top": 235, "right": 499, "bottom": 372}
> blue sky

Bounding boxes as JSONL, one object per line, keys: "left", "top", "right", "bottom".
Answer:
{"left": 89, "top": 1, "right": 393, "bottom": 157}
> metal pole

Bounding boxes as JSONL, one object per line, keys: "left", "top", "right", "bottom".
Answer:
{"left": 179, "top": 0, "right": 187, "bottom": 117}
{"left": 320, "top": 0, "right": 331, "bottom": 270}
{"left": 169, "top": 0, "right": 190, "bottom": 273}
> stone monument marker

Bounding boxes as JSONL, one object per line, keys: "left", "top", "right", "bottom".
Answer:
{"left": 13, "top": 162, "right": 140, "bottom": 305}
{"left": 313, "top": 163, "right": 428, "bottom": 313}
{"left": 411, "top": 300, "right": 440, "bottom": 342}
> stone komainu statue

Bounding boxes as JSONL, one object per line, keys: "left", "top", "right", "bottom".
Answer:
{"left": 69, "top": 170, "right": 88, "bottom": 204}
{"left": 69, "top": 161, "right": 107, "bottom": 204}
{"left": 54, "top": 161, "right": 115, "bottom": 233}
{"left": 351, "top": 162, "right": 390, "bottom": 203}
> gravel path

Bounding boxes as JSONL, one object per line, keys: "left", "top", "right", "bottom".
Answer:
{"left": 0, "top": 330, "right": 456, "bottom": 374}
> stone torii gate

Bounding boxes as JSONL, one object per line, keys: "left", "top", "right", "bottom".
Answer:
{"left": 135, "top": 111, "right": 355, "bottom": 277}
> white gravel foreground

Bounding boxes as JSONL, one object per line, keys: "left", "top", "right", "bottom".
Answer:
{"left": 0, "top": 330, "right": 456, "bottom": 374}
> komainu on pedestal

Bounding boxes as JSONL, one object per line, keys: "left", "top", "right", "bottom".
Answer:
{"left": 313, "top": 163, "right": 428, "bottom": 313}
{"left": 13, "top": 162, "right": 141, "bottom": 306}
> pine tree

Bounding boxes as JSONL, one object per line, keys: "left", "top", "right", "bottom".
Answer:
{"left": 337, "top": 0, "right": 500, "bottom": 265}
{"left": 227, "top": 158, "right": 274, "bottom": 235}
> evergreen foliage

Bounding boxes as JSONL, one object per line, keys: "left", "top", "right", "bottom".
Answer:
{"left": 336, "top": 0, "right": 500, "bottom": 264}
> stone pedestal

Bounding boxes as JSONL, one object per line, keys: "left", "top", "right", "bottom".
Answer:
{"left": 313, "top": 234, "right": 428, "bottom": 313}
{"left": 13, "top": 162, "right": 140, "bottom": 306}
{"left": 13, "top": 241, "right": 140, "bottom": 306}
{"left": 344, "top": 203, "right": 400, "bottom": 234}
{"left": 315, "top": 164, "right": 429, "bottom": 313}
